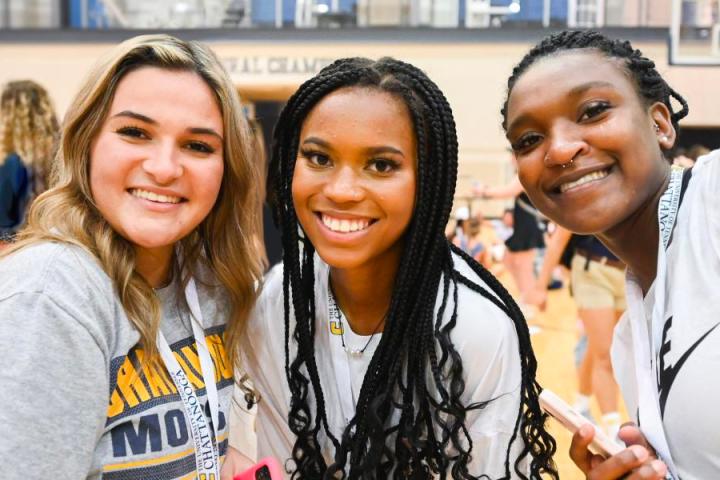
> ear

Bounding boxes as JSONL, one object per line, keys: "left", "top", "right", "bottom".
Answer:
{"left": 649, "top": 102, "right": 676, "bottom": 151}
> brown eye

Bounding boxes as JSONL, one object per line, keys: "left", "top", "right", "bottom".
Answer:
{"left": 301, "top": 149, "right": 331, "bottom": 167}
{"left": 369, "top": 158, "right": 399, "bottom": 174}
{"left": 511, "top": 133, "right": 542, "bottom": 152}
{"left": 116, "top": 126, "right": 149, "bottom": 139}
{"left": 579, "top": 101, "right": 611, "bottom": 122}
{"left": 186, "top": 141, "right": 215, "bottom": 154}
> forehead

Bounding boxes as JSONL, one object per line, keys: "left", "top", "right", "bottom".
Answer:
{"left": 302, "top": 86, "right": 413, "bottom": 133}
{"left": 110, "top": 66, "right": 223, "bottom": 129}
{"left": 507, "top": 50, "right": 639, "bottom": 118}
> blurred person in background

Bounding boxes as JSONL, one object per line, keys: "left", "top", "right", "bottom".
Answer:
{"left": 532, "top": 226, "right": 626, "bottom": 440}
{"left": 475, "top": 161, "right": 545, "bottom": 318}
{"left": 0, "top": 80, "right": 59, "bottom": 244}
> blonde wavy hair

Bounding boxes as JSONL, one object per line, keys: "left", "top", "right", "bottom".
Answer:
{"left": 0, "top": 79, "right": 59, "bottom": 194}
{"left": 4, "top": 34, "right": 265, "bottom": 364}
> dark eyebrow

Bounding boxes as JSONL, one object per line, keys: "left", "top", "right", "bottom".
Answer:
{"left": 302, "top": 137, "right": 405, "bottom": 157}
{"left": 111, "top": 110, "right": 222, "bottom": 141}
{"left": 506, "top": 81, "right": 617, "bottom": 137}
{"left": 302, "top": 137, "right": 331, "bottom": 149}
{"left": 188, "top": 127, "right": 223, "bottom": 141}
{"left": 111, "top": 110, "right": 157, "bottom": 124}
{"left": 568, "top": 81, "right": 616, "bottom": 97}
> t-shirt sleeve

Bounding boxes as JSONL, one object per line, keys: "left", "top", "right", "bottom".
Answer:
{"left": 0, "top": 291, "right": 109, "bottom": 478}
{"left": 700, "top": 150, "right": 720, "bottom": 244}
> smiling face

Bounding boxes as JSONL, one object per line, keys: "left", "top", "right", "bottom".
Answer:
{"left": 89, "top": 66, "right": 224, "bottom": 265}
{"left": 291, "top": 87, "right": 417, "bottom": 271}
{"left": 505, "top": 50, "right": 675, "bottom": 234}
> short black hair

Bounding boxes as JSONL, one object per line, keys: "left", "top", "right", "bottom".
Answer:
{"left": 501, "top": 30, "right": 689, "bottom": 140}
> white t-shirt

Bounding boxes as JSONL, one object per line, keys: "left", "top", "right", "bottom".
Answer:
{"left": 231, "top": 252, "right": 529, "bottom": 478}
{"left": 612, "top": 150, "right": 720, "bottom": 479}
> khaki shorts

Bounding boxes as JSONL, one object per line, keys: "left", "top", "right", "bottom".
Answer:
{"left": 570, "top": 253, "right": 627, "bottom": 311}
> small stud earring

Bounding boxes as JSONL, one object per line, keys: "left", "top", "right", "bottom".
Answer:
{"left": 654, "top": 123, "right": 660, "bottom": 132}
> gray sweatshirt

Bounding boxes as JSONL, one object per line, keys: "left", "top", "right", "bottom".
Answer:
{"left": 0, "top": 242, "right": 234, "bottom": 479}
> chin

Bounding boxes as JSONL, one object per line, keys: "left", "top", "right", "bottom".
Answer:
{"left": 314, "top": 248, "right": 366, "bottom": 270}
{"left": 126, "top": 232, "right": 183, "bottom": 251}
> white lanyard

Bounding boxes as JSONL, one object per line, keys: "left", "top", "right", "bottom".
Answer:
{"left": 628, "top": 165, "right": 684, "bottom": 479}
{"left": 157, "top": 277, "right": 220, "bottom": 480}
{"left": 327, "top": 288, "right": 358, "bottom": 427}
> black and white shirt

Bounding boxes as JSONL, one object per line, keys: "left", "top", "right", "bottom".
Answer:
{"left": 612, "top": 150, "right": 720, "bottom": 479}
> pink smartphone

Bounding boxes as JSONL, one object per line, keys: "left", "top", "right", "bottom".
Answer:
{"left": 234, "top": 457, "right": 283, "bottom": 480}
{"left": 539, "top": 389, "right": 623, "bottom": 458}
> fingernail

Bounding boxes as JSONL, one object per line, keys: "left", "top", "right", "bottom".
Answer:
{"left": 629, "top": 445, "right": 648, "bottom": 462}
{"left": 650, "top": 460, "right": 666, "bottom": 474}
{"left": 578, "top": 424, "right": 592, "bottom": 436}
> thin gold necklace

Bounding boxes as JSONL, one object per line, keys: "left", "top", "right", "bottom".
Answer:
{"left": 329, "top": 289, "right": 384, "bottom": 356}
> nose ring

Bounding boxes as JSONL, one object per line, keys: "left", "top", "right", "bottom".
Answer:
{"left": 545, "top": 153, "right": 574, "bottom": 169}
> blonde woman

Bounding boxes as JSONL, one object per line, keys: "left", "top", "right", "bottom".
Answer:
{"left": 0, "top": 35, "right": 264, "bottom": 479}
{"left": 0, "top": 80, "right": 59, "bottom": 241}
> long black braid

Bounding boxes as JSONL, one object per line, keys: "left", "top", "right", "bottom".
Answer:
{"left": 501, "top": 30, "right": 689, "bottom": 138}
{"left": 269, "top": 57, "right": 557, "bottom": 479}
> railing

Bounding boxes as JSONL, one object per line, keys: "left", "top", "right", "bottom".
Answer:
{"left": 0, "top": 0, "right": 677, "bottom": 30}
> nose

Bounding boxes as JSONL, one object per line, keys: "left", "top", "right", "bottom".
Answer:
{"left": 323, "top": 165, "right": 364, "bottom": 203}
{"left": 142, "top": 140, "right": 183, "bottom": 184}
{"left": 544, "top": 122, "right": 588, "bottom": 168}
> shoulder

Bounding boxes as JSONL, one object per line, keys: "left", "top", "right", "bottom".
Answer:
{"left": 0, "top": 152, "right": 23, "bottom": 170}
{"left": 692, "top": 149, "right": 720, "bottom": 194}
{"left": 0, "top": 242, "right": 120, "bottom": 356}
{"left": 0, "top": 241, "right": 117, "bottom": 318}
{"left": 447, "top": 252, "right": 520, "bottom": 361}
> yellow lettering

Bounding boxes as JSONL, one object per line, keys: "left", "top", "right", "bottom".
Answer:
{"left": 175, "top": 348, "right": 204, "bottom": 389}
{"left": 207, "top": 334, "right": 233, "bottom": 382}
{"left": 115, "top": 358, "right": 142, "bottom": 408}
{"left": 136, "top": 350, "right": 175, "bottom": 397}
{"left": 107, "top": 388, "right": 125, "bottom": 417}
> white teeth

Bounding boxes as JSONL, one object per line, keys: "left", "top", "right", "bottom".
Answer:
{"left": 321, "top": 214, "right": 370, "bottom": 233}
{"left": 130, "top": 189, "right": 182, "bottom": 204}
{"left": 559, "top": 170, "right": 609, "bottom": 193}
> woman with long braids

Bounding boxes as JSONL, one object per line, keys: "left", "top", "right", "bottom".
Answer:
{"left": 223, "top": 57, "right": 557, "bottom": 479}
{"left": 503, "top": 31, "right": 720, "bottom": 479}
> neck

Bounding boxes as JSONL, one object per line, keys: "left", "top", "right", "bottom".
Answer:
{"left": 597, "top": 168, "right": 671, "bottom": 294}
{"left": 329, "top": 252, "right": 402, "bottom": 336}
{"left": 135, "top": 246, "right": 174, "bottom": 288}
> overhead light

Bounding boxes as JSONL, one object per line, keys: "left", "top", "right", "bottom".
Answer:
{"left": 174, "top": 2, "right": 190, "bottom": 13}
{"left": 509, "top": 2, "right": 521, "bottom": 14}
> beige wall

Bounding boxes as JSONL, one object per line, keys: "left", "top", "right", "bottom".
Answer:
{"left": 2, "top": 37, "right": 718, "bottom": 212}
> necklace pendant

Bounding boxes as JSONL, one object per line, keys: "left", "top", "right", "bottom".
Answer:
{"left": 348, "top": 348, "right": 363, "bottom": 357}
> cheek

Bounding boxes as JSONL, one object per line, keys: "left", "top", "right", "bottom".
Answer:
{"left": 88, "top": 137, "right": 118, "bottom": 205}
{"left": 387, "top": 174, "right": 416, "bottom": 225}
{"left": 198, "top": 160, "right": 225, "bottom": 208}
{"left": 291, "top": 166, "right": 315, "bottom": 215}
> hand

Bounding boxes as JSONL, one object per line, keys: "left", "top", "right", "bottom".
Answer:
{"left": 526, "top": 285, "right": 548, "bottom": 311}
{"left": 569, "top": 423, "right": 667, "bottom": 479}
{"left": 220, "top": 446, "right": 256, "bottom": 480}
{"left": 472, "top": 183, "right": 489, "bottom": 199}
